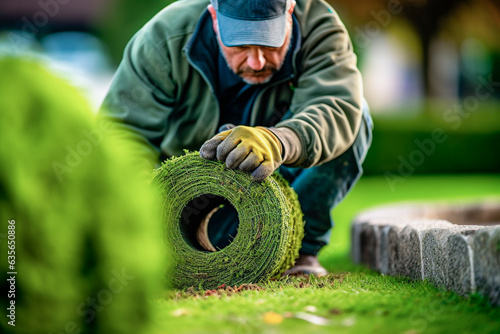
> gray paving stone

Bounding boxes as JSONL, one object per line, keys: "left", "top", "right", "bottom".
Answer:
{"left": 473, "top": 227, "right": 500, "bottom": 306}
{"left": 353, "top": 217, "right": 407, "bottom": 272}
{"left": 379, "top": 225, "right": 403, "bottom": 275}
{"left": 378, "top": 225, "right": 391, "bottom": 274}
{"left": 422, "top": 226, "right": 481, "bottom": 291}
{"left": 359, "top": 224, "right": 379, "bottom": 271}
{"left": 394, "top": 220, "right": 451, "bottom": 281}
{"left": 350, "top": 221, "right": 367, "bottom": 264}
{"left": 398, "top": 225, "right": 423, "bottom": 281}
{"left": 422, "top": 228, "right": 451, "bottom": 288}
{"left": 446, "top": 233, "right": 474, "bottom": 296}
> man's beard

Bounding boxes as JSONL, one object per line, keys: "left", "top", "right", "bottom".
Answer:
{"left": 235, "top": 66, "right": 277, "bottom": 85}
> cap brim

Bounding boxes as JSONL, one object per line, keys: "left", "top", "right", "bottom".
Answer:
{"left": 217, "top": 11, "right": 288, "bottom": 48}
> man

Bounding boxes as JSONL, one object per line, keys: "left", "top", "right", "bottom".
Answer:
{"left": 101, "top": 0, "right": 372, "bottom": 275}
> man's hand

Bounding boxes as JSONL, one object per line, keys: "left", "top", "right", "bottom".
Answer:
{"left": 200, "top": 125, "right": 283, "bottom": 182}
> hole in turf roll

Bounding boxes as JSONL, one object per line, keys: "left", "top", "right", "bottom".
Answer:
{"left": 180, "top": 194, "right": 239, "bottom": 252}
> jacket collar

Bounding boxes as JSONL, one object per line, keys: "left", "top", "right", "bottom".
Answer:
{"left": 183, "top": 10, "right": 219, "bottom": 90}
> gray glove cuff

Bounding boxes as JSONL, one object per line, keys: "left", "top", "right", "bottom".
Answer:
{"left": 268, "top": 127, "right": 302, "bottom": 165}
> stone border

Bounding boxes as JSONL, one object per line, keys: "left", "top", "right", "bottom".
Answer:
{"left": 351, "top": 202, "right": 500, "bottom": 306}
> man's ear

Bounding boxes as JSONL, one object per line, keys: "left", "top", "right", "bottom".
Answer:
{"left": 288, "top": 1, "right": 296, "bottom": 14}
{"left": 207, "top": 5, "right": 218, "bottom": 34}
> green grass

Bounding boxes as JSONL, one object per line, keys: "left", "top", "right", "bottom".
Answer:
{"left": 153, "top": 174, "right": 500, "bottom": 334}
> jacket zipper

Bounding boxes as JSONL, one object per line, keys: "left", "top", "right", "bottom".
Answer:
{"left": 250, "top": 74, "right": 295, "bottom": 125}
{"left": 183, "top": 50, "right": 221, "bottom": 136}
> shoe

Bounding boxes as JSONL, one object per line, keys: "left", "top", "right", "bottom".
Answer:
{"left": 283, "top": 254, "right": 328, "bottom": 276}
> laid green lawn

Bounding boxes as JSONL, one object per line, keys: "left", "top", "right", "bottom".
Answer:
{"left": 153, "top": 175, "right": 500, "bottom": 334}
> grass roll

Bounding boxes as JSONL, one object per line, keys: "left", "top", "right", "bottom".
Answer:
{"left": 153, "top": 152, "right": 304, "bottom": 289}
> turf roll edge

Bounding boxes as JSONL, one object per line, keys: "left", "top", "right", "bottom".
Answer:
{"left": 153, "top": 152, "right": 304, "bottom": 289}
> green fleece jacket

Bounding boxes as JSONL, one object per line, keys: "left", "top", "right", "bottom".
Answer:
{"left": 101, "top": 0, "right": 363, "bottom": 170}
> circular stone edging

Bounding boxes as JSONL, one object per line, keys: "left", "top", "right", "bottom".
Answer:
{"left": 351, "top": 202, "right": 500, "bottom": 306}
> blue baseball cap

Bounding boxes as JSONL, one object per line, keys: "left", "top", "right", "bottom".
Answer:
{"left": 211, "top": 0, "right": 291, "bottom": 48}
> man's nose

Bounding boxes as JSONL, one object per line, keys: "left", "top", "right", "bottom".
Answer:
{"left": 246, "top": 47, "right": 266, "bottom": 71}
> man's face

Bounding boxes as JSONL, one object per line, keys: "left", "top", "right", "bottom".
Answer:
{"left": 208, "top": 4, "right": 294, "bottom": 85}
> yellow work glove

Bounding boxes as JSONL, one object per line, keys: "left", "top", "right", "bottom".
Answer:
{"left": 200, "top": 125, "right": 283, "bottom": 182}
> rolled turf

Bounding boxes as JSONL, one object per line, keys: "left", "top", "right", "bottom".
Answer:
{"left": 153, "top": 152, "right": 304, "bottom": 289}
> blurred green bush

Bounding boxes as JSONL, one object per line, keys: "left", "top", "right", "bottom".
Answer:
{"left": 0, "top": 58, "right": 167, "bottom": 334}
{"left": 364, "top": 103, "right": 500, "bottom": 175}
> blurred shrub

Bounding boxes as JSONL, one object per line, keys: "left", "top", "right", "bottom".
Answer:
{"left": 97, "top": 0, "right": 175, "bottom": 64}
{"left": 364, "top": 104, "right": 500, "bottom": 175}
{"left": 0, "top": 58, "right": 166, "bottom": 334}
